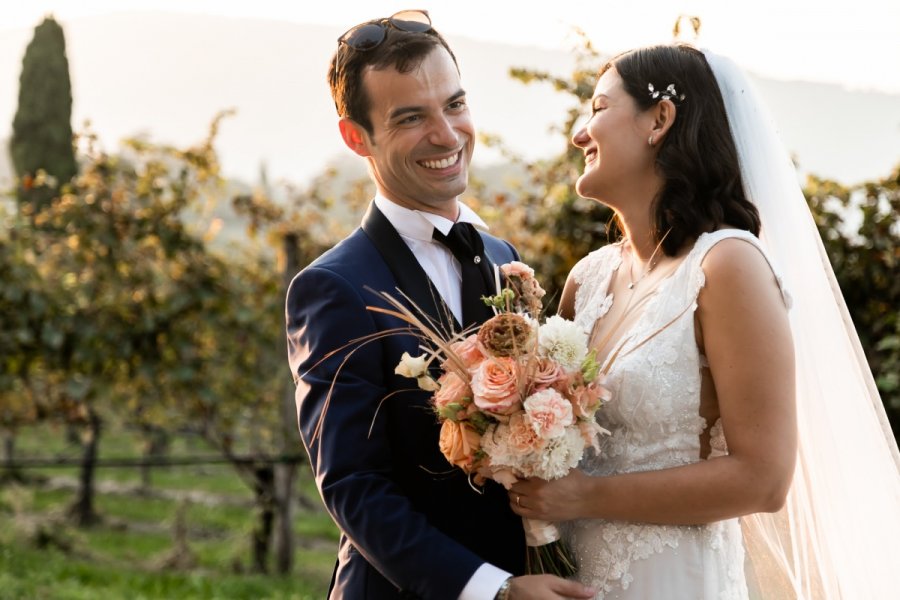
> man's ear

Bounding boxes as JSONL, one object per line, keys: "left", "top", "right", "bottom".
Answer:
{"left": 339, "top": 118, "right": 372, "bottom": 158}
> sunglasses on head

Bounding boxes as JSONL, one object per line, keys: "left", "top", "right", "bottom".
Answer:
{"left": 338, "top": 9, "right": 433, "bottom": 51}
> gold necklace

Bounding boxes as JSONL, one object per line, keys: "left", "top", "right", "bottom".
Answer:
{"left": 626, "top": 229, "right": 671, "bottom": 290}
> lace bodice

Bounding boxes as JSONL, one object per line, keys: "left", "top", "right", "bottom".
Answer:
{"left": 562, "top": 230, "right": 790, "bottom": 599}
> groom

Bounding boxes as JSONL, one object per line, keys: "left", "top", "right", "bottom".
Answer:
{"left": 286, "top": 9, "right": 593, "bottom": 600}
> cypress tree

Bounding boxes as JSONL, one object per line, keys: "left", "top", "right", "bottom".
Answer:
{"left": 10, "top": 16, "right": 77, "bottom": 208}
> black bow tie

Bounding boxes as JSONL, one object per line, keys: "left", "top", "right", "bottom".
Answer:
{"left": 432, "top": 223, "right": 495, "bottom": 329}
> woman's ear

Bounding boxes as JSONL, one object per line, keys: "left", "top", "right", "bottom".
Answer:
{"left": 648, "top": 100, "right": 676, "bottom": 147}
{"left": 338, "top": 118, "right": 372, "bottom": 158}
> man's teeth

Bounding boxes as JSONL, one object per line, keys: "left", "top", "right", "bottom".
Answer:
{"left": 421, "top": 153, "right": 460, "bottom": 169}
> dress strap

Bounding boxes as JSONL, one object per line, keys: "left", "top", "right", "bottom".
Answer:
{"left": 688, "top": 230, "right": 792, "bottom": 310}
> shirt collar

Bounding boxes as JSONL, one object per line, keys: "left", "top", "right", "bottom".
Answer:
{"left": 373, "top": 194, "right": 489, "bottom": 241}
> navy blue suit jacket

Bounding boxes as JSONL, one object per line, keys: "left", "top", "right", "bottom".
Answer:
{"left": 286, "top": 203, "right": 526, "bottom": 599}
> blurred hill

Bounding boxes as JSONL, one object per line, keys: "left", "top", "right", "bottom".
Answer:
{"left": 1, "top": 11, "right": 898, "bottom": 191}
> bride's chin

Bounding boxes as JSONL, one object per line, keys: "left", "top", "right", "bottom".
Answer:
{"left": 575, "top": 175, "right": 597, "bottom": 200}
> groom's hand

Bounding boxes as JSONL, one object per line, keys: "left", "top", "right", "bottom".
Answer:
{"left": 508, "top": 574, "right": 594, "bottom": 599}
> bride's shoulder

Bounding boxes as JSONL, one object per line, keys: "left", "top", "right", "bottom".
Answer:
{"left": 696, "top": 230, "right": 791, "bottom": 308}
{"left": 696, "top": 229, "right": 767, "bottom": 273}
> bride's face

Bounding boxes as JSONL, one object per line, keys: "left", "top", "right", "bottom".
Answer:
{"left": 572, "top": 68, "right": 655, "bottom": 203}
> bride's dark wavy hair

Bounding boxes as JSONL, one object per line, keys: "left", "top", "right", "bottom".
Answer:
{"left": 601, "top": 44, "right": 760, "bottom": 255}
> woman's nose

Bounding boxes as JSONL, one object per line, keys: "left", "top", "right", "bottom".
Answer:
{"left": 571, "top": 126, "right": 589, "bottom": 148}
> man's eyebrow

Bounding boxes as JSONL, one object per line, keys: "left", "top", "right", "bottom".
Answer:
{"left": 388, "top": 89, "right": 467, "bottom": 121}
{"left": 389, "top": 105, "right": 422, "bottom": 120}
{"left": 447, "top": 89, "right": 466, "bottom": 103}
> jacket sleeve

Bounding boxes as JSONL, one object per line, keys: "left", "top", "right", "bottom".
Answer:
{"left": 286, "top": 265, "right": 485, "bottom": 600}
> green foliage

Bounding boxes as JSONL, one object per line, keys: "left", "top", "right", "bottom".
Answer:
{"left": 1, "top": 110, "right": 288, "bottom": 446}
{"left": 1, "top": 110, "right": 304, "bottom": 548}
{"left": 471, "top": 32, "right": 614, "bottom": 313}
{"left": 10, "top": 16, "right": 77, "bottom": 209}
{"left": 805, "top": 166, "right": 900, "bottom": 431}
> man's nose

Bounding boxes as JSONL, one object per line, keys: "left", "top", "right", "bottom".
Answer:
{"left": 429, "top": 115, "right": 460, "bottom": 148}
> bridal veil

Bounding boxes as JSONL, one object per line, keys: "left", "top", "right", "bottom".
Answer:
{"left": 703, "top": 50, "right": 900, "bottom": 598}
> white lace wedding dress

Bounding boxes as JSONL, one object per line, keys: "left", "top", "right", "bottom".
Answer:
{"left": 562, "top": 229, "right": 791, "bottom": 600}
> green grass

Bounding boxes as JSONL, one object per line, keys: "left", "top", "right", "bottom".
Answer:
{"left": 96, "top": 492, "right": 175, "bottom": 523}
{"left": 0, "top": 541, "right": 329, "bottom": 599}
{"left": 1, "top": 422, "right": 338, "bottom": 599}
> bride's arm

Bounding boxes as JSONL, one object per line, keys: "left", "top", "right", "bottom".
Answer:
{"left": 511, "top": 238, "right": 797, "bottom": 525}
{"left": 557, "top": 267, "right": 580, "bottom": 320}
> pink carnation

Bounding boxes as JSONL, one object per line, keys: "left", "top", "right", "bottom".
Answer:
{"left": 471, "top": 357, "right": 521, "bottom": 415}
{"left": 506, "top": 413, "right": 548, "bottom": 453}
{"left": 523, "top": 388, "right": 574, "bottom": 439}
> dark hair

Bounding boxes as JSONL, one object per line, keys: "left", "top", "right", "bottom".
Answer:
{"left": 601, "top": 44, "right": 760, "bottom": 255}
{"left": 328, "top": 25, "right": 458, "bottom": 136}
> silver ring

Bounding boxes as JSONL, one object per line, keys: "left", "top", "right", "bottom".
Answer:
{"left": 516, "top": 494, "right": 521, "bottom": 507}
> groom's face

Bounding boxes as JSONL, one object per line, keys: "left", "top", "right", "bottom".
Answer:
{"left": 353, "top": 46, "right": 474, "bottom": 220}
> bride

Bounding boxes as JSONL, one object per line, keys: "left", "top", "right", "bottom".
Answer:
{"left": 508, "top": 44, "right": 900, "bottom": 599}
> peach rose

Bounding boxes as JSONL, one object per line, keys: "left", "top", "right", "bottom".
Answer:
{"left": 530, "top": 357, "right": 565, "bottom": 392}
{"left": 523, "top": 388, "right": 574, "bottom": 439}
{"left": 471, "top": 357, "right": 521, "bottom": 415}
{"left": 433, "top": 371, "right": 471, "bottom": 419}
{"left": 448, "top": 334, "right": 485, "bottom": 369}
{"left": 439, "top": 420, "right": 481, "bottom": 472}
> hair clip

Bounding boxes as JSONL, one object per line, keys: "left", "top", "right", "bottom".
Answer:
{"left": 648, "top": 83, "right": 686, "bottom": 104}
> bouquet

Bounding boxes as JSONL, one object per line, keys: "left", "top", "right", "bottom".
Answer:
{"left": 378, "top": 261, "right": 610, "bottom": 576}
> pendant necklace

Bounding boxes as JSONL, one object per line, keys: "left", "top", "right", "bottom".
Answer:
{"left": 627, "top": 229, "right": 671, "bottom": 290}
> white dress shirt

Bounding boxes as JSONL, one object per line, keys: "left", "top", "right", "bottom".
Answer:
{"left": 374, "top": 194, "right": 489, "bottom": 326}
{"left": 373, "top": 195, "right": 511, "bottom": 600}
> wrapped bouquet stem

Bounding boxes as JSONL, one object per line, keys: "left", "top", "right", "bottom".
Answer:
{"left": 491, "top": 469, "right": 577, "bottom": 576}
{"left": 525, "top": 520, "right": 577, "bottom": 576}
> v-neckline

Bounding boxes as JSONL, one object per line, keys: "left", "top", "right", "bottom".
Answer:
{"left": 589, "top": 234, "right": 705, "bottom": 371}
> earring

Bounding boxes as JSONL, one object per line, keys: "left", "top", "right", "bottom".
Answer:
{"left": 648, "top": 135, "right": 654, "bottom": 146}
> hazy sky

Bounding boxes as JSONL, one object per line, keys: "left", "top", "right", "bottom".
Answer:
{"left": 5, "top": 0, "right": 900, "bottom": 94}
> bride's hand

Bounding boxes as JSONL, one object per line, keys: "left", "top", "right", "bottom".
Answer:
{"left": 508, "top": 471, "right": 592, "bottom": 521}
{"left": 509, "top": 574, "right": 594, "bottom": 599}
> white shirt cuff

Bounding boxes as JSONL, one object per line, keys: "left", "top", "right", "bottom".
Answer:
{"left": 458, "top": 563, "right": 512, "bottom": 600}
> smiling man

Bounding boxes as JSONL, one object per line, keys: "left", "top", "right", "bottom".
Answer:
{"left": 285, "top": 9, "right": 593, "bottom": 600}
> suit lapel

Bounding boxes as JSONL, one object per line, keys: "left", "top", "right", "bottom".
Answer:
{"left": 361, "top": 203, "right": 460, "bottom": 335}
{"left": 479, "top": 234, "right": 512, "bottom": 297}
